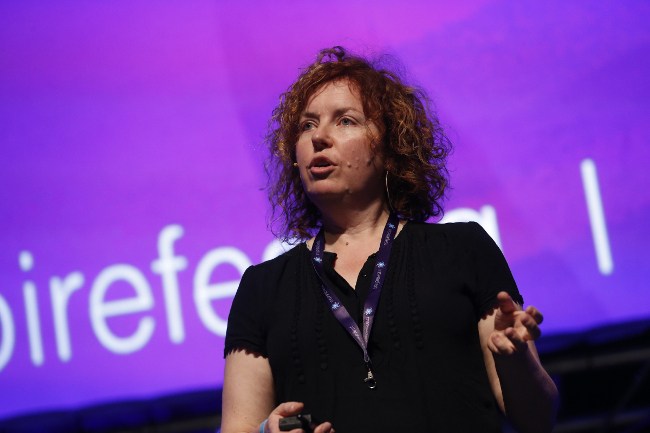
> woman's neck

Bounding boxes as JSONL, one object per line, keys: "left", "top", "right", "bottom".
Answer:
{"left": 319, "top": 202, "right": 391, "bottom": 251}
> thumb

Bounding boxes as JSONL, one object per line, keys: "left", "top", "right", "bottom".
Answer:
{"left": 497, "top": 291, "right": 517, "bottom": 315}
{"left": 272, "top": 401, "right": 304, "bottom": 417}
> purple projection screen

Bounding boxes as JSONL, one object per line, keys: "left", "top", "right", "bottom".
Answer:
{"left": 1, "top": 0, "right": 649, "bottom": 420}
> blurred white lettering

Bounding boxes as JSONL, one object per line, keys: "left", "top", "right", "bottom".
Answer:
{"left": 194, "top": 247, "right": 251, "bottom": 336}
{"left": 90, "top": 264, "right": 155, "bottom": 354}
{"left": 0, "top": 294, "right": 15, "bottom": 372}
{"left": 21, "top": 251, "right": 44, "bottom": 366}
{"left": 151, "top": 225, "right": 188, "bottom": 344}
{"left": 581, "top": 158, "right": 614, "bottom": 275}
{"left": 51, "top": 272, "right": 84, "bottom": 361}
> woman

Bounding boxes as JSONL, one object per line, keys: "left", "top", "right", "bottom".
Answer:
{"left": 222, "top": 47, "right": 558, "bottom": 433}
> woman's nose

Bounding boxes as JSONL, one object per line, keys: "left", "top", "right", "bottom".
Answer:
{"left": 311, "top": 124, "right": 333, "bottom": 150}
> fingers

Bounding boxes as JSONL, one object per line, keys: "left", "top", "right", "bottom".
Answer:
{"left": 490, "top": 296, "right": 545, "bottom": 357}
{"left": 488, "top": 331, "right": 515, "bottom": 355}
{"left": 495, "top": 293, "right": 543, "bottom": 333}
{"left": 314, "top": 422, "right": 335, "bottom": 433}
{"left": 272, "top": 402, "right": 304, "bottom": 417}
{"left": 267, "top": 405, "right": 333, "bottom": 433}
{"left": 498, "top": 293, "right": 544, "bottom": 326}
{"left": 518, "top": 311, "right": 542, "bottom": 340}
{"left": 489, "top": 319, "right": 538, "bottom": 355}
{"left": 488, "top": 329, "right": 526, "bottom": 355}
{"left": 525, "top": 305, "right": 544, "bottom": 325}
{"left": 267, "top": 402, "right": 305, "bottom": 433}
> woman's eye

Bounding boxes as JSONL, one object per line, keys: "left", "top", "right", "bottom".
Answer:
{"left": 301, "top": 122, "right": 314, "bottom": 131}
{"left": 340, "top": 118, "right": 353, "bottom": 126}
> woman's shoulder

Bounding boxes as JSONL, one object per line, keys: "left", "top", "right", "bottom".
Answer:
{"left": 244, "top": 242, "right": 307, "bottom": 279}
{"left": 233, "top": 243, "right": 307, "bottom": 306}
{"left": 404, "top": 219, "right": 487, "bottom": 239}
{"left": 401, "top": 220, "right": 500, "bottom": 259}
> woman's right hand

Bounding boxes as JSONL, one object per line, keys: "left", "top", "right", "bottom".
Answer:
{"left": 265, "top": 402, "right": 334, "bottom": 433}
{"left": 221, "top": 350, "right": 333, "bottom": 433}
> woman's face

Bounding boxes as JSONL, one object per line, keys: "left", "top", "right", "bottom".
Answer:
{"left": 295, "top": 79, "right": 385, "bottom": 209}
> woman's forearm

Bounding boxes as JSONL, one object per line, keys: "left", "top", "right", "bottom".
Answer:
{"left": 494, "top": 342, "right": 559, "bottom": 433}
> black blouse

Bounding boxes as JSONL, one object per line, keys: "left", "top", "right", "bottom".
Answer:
{"left": 225, "top": 221, "right": 523, "bottom": 433}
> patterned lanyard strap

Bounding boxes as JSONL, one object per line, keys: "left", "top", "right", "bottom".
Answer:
{"left": 311, "top": 212, "right": 399, "bottom": 389}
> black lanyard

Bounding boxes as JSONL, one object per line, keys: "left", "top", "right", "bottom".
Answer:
{"left": 311, "top": 213, "right": 399, "bottom": 389}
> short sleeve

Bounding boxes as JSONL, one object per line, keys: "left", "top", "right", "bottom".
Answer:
{"left": 223, "top": 265, "right": 268, "bottom": 358}
{"left": 464, "top": 222, "right": 524, "bottom": 316}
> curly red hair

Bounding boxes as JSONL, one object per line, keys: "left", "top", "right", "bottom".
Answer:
{"left": 266, "top": 46, "right": 451, "bottom": 241}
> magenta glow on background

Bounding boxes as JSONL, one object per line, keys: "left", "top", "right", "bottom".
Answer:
{"left": 0, "top": 0, "right": 648, "bottom": 420}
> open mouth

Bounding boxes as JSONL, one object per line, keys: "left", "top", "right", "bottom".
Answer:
{"left": 311, "top": 161, "right": 331, "bottom": 168}
{"left": 308, "top": 156, "right": 335, "bottom": 176}
{"left": 308, "top": 156, "right": 334, "bottom": 169}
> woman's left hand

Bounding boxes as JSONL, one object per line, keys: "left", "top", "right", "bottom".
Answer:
{"left": 487, "top": 291, "right": 544, "bottom": 356}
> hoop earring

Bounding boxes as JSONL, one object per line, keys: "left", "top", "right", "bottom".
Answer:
{"left": 385, "top": 171, "right": 396, "bottom": 212}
